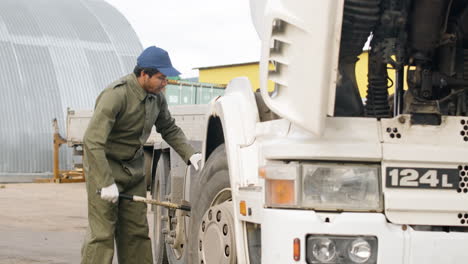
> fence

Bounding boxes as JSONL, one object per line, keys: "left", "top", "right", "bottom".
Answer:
{"left": 165, "top": 80, "right": 226, "bottom": 105}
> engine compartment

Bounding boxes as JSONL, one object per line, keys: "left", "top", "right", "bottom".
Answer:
{"left": 337, "top": 0, "right": 468, "bottom": 123}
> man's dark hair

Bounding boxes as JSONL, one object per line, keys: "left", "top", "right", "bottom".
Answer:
{"left": 133, "top": 66, "right": 159, "bottom": 77}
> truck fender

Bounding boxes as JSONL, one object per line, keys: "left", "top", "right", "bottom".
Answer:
{"left": 200, "top": 77, "right": 259, "bottom": 263}
{"left": 203, "top": 77, "right": 259, "bottom": 160}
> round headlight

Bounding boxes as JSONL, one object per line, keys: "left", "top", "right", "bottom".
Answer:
{"left": 348, "top": 238, "right": 371, "bottom": 263}
{"left": 312, "top": 238, "right": 336, "bottom": 262}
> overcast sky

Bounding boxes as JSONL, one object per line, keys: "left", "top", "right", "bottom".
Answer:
{"left": 104, "top": 0, "right": 261, "bottom": 78}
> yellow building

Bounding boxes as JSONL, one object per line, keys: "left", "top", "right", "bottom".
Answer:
{"left": 197, "top": 53, "right": 401, "bottom": 98}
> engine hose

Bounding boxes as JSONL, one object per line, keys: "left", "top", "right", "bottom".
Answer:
{"left": 340, "top": 0, "right": 381, "bottom": 60}
{"left": 335, "top": 0, "right": 381, "bottom": 116}
{"left": 365, "top": 45, "right": 391, "bottom": 117}
{"left": 365, "top": 75, "right": 391, "bottom": 117}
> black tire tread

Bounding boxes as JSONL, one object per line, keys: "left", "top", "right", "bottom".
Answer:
{"left": 187, "top": 144, "right": 231, "bottom": 264}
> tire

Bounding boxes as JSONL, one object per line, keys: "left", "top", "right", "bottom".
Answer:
{"left": 153, "top": 157, "right": 169, "bottom": 264}
{"left": 186, "top": 144, "right": 235, "bottom": 264}
{"left": 145, "top": 148, "right": 154, "bottom": 190}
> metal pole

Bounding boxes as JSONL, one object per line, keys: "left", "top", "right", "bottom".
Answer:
{"left": 52, "top": 119, "right": 66, "bottom": 182}
{"left": 394, "top": 68, "right": 404, "bottom": 116}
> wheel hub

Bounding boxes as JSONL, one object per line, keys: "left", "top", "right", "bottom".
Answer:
{"left": 198, "top": 200, "right": 236, "bottom": 264}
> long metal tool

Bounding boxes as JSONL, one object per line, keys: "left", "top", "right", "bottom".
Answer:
{"left": 96, "top": 190, "right": 191, "bottom": 211}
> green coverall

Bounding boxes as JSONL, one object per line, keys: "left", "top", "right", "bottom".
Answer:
{"left": 81, "top": 73, "right": 195, "bottom": 264}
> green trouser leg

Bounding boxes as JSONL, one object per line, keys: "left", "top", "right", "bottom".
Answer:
{"left": 81, "top": 177, "right": 118, "bottom": 264}
{"left": 115, "top": 178, "right": 153, "bottom": 264}
{"left": 81, "top": 176, "right": 153, "bottom": 264}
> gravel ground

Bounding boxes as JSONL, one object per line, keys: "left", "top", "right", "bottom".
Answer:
{"left": 0, "top": 183, "right": 154, "bottom": 264}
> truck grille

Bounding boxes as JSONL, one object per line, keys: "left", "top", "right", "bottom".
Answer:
{"left": 457, "top": 164, "right": 468, "bottom": 193}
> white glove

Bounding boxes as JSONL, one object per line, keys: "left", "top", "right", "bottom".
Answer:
{"left": 100, "top": 183, "right": 119, "bottom": 203}
{"left": 189, "top": 153, "right": 202, "bottom": 171}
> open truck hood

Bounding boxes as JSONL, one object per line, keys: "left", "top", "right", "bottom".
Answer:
{"left": 250, "top": 0, "right": 345, "bottom": 136}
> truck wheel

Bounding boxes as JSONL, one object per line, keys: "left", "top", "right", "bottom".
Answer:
{"left": 188, "top": 144, "right": 237, "bottom": 264}
{"left": 145, "top": 148, "right": 153, "bottom": 190}
{"left": 153, "top": 157, "right": 169, "bottom": 264}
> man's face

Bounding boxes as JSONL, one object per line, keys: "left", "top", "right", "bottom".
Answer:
{"left": 141, "top": 72, "right": 168, "bottom": 94}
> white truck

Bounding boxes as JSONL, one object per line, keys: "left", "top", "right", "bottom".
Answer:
{"left": 154, "top": 0, "right": 468, "bottom": 263}
{"left": 69, "top": 0, "right": 468, "bottom": 263}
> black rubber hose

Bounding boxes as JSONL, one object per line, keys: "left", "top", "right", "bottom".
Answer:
{"left": 365, "top": 63, "right": 391, "bottom": 117}
{"left": 335, "top": 0, "right": 381, "bottom": 116}
{"left": 340, "top": 0, "right": 381, "bottom": 59}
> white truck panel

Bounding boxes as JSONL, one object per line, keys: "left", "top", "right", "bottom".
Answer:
{"left": 261, "top": 117, "right": 382, "bottom": 161}
{"left": 262, "top": 209, "right": 468, "bottom": 264}
{"left": 66, "top": 109, "right": 93, "bottom": 146}
{"left": 66, "top": 105, "right": 208, "bottom": 147}
{"left": 381, "top": 115, "right": 468, "bottom": 163}
{"left": 380, "top": 116, "right": 468, "bottom": 226}
{"left": 259, "top": 0, "right": 345, "bottom": 136}
{"left": 262, "top": 210, "right": 404, "bottom": 264}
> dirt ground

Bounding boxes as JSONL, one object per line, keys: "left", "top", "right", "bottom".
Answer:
{"left": 0, "top": 183, "right": 154, "bottom": 264}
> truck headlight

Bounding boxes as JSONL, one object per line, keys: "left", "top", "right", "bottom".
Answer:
{"left": 263, "top": 163, "right": 382, "bottom": 212}
{"left": 311, "top": 237, "right": 336, "bottom": 262}
{"left": 307, "top": 236, "right": 378, "bottom": 264}
{"left": 348, "top": 238, "right": 372, "bottom": 263}
{"left": 302, "top": 164, "right": 382, "bottom": 211}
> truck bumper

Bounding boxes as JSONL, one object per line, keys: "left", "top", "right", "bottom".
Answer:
{"left": 262, "top": 208, "right": 468, "bottom": 264}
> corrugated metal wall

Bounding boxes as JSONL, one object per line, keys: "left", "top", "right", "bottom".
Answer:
{"left": 0, "top": 0, "right": 143, "bottom": 178}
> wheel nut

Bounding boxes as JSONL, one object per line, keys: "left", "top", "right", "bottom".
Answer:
{"left": 170, "top": 231, "right": 176, "bottom": 237}
{"left": 208, "top": 210, "right": 212, "bottom": 220}
{"left": 223, "top": 224, "right": 228, "bottom": 235}
{"left": 216, "top": 211, "right": 222, "bottom": 222}
{"left": 225, "top": 245, "right": 230, "bottom": 257}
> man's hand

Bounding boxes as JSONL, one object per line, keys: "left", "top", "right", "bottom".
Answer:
{"left": 100, "top": 183, "right": 119, "bottom": 203}
{"left": 189, "top": 153, "right": 202, "bottom": 171}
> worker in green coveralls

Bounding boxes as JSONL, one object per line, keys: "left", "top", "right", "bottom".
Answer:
{"left": 81, "top": 46, "right": 202, "bottom": 264}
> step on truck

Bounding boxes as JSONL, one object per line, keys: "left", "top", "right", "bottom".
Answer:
{"left": 69, "top": 1, "right": 468, "bottom": 263}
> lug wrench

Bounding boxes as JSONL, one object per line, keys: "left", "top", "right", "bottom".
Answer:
{"left": 96, "top": 189, "right": 191, "bottom": 211}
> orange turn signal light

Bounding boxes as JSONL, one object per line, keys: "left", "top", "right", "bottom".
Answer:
{"left": 293, "top": 238, "right": 300, "bottom": 261}
{"left": 266, "top": 179, "right": 295, "bottom": 205}
{"left": 259, "top": 167, "right": 266, "bottom": 178}
{"left": 240, "top": 200, "right": 247, "bottom": 216}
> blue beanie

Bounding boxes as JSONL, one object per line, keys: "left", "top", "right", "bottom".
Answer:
{"left": 137, "top": 46, "right": 181, "bottom": 76}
